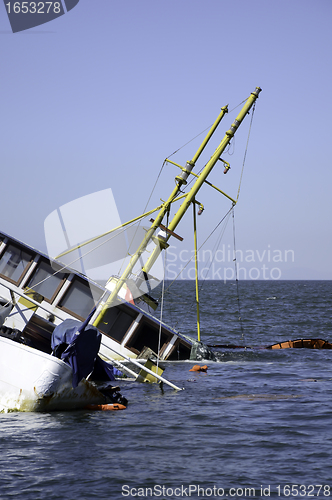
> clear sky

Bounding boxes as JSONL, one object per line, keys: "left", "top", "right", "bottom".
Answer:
{"left": 1, "top": 0, "right": 332, "bottom": 280}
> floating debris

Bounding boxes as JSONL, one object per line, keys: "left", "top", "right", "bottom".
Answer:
{"left": 189, "top": 365, "right": 208, "bottom": 372}
{"left": 85, "top": 403, "right": 126, "bottom": 411}
{"left": 267, "top": 339, "right": 332, "bottom": 349}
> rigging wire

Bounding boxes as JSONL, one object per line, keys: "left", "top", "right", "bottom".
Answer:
{"left": 156, "top": 209, "right": 170, "bottom": 369}
{"left": 167, "top": 126, "right": 213, "bottom": 159}
{"left": 10, "top": 99, "right": 255, "bottom": 319}
{"left": 160, "top": 102, "right": 257, "bottom": 331}
{"left": 117, "top": 159, "right": 167, "bottom": 275}
{"left": 196, "top": 207, "right": 233, "bottom": 293}
{"left": 229, "top": 105, "right": 257, "bottom": 345}
{"left": 161, "top": 205, "right": 234, "bottom": 299}
{"left": 236, "top": 102, "right": 256, "bottom": 202}
{"left": 159, "top": 204, "right": 233, "bottom": 327}
{"left": 232, "top": 206, "right": 245, "bottom": 345}
{"left": 143, "top": 160, "right": 167, "bottom": 213}
{"left": 124, "top": 96, "right": 250, "bottom": 283}
{"left": 166, "top": 98, "right": 248, "bottom": 159}
{"left": 21, "top": 217, "right": 146, "bottom": 294}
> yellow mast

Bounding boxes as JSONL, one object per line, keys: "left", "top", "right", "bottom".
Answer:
{"left": 140, "top": 87, "right": 262, "bottom": 275}
{"left": 93, "top": 87, "right": 261, "bottom": 328}
{"left": 93, "top": 105, "right": 228, "bottom": 327}
{"left": 193, "top": 198, "right": 201, "bottom": 341}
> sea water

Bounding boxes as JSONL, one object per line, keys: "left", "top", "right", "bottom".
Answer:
{"left": 1, "top": 280, "right": 332, "bottom": 499}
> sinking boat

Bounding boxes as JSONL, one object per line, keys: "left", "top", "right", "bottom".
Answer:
{"left": 0, "top": 87, "right": 262, "bottom": 411}
{"left": 0, "top": 231, "right": 183, "bottom": 411}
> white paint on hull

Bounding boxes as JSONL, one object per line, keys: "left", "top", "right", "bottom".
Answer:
{"left": 0, "top": 337, "right": 104, "bottom": 412}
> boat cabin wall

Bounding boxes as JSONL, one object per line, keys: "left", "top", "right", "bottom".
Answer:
{"left": 0, "top": 233, "right": 107, "bottom": 346}
{"left": 0, "top": 232, "right": 194, "bottom": 362}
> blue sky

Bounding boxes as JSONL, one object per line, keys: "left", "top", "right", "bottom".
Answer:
{"left": 1, "top": 0, "right": 332, "bottom": 280}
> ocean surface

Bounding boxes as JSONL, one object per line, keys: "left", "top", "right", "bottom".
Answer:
{"left": 1, "top": 280, "right": 332, "bottom": 500}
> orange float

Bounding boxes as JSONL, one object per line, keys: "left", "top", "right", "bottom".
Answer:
{"left": 85, "top": 403, "right": 127, "bottom": 411}
{"left": 189, "top": 365, "right": 208, "bottom": 372}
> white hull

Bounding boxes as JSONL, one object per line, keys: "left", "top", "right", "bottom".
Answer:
{"left": 0, "top": 337, "right": 105, "bottom": 412}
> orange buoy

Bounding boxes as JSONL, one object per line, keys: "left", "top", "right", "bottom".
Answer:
{"left": 189, "top": 365, "right": 208, "bottom": 372}
{"left": 85, "top": 403, "right": 126, "bottom": 411}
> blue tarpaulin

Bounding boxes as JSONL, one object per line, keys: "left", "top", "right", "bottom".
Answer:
{"left": 51, "top": 314, "right": 120, "bottom": 388}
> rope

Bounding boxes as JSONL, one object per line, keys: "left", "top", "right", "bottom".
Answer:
{"left": 13, "top": 99, "right": 255, "bottom": 320}
{"left": 144, "top": 160, "right": 166, "bottom": 213}
{"left": 155, "top": 204, "right": 234, "bottom": 329}
{"left": 156, "top": 209, "right": 170, "bottom": 369}
{"left": 154, "top": 98, "right": 255, "bottom": 332}
{"left": 21, "top": 217, "right": 145, "bottom": 296}
{"left": 197, "top": 207, "right": 232, "bottom": 290}
{"left": 166, "top": 97, "right": 248, "bottom": 159}
{"left": 236, "top": 102, "right": 256, "bottom": 202}
{"left": 162, "top": 205, "right": 234, "bottom": 298}
{"left": 232, "top": 207, "right": 245, "bottom": 344}
{"left": 117, "top": 160, "right": 167, "bottom": 275}
{"left": 167, "top": 125, "right": 213, "bottom": 159}
{"left": 225, "top": 102, "right": 256, "bottom": 343}
{"left": 156, "top": 255, "right": 166, "bottom": 370}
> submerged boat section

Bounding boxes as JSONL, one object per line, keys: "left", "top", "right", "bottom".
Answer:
{"left": 0, "top": 230, "right": 192, "bottom": 410}
{"left": 0, "top": 231, "right": 196, "bottom": 364}
{"left": 0, "top": 87, "right": 266, "bottom": 410}
{"left": 267, "top": 339, "right": 332, "bottom": 349}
